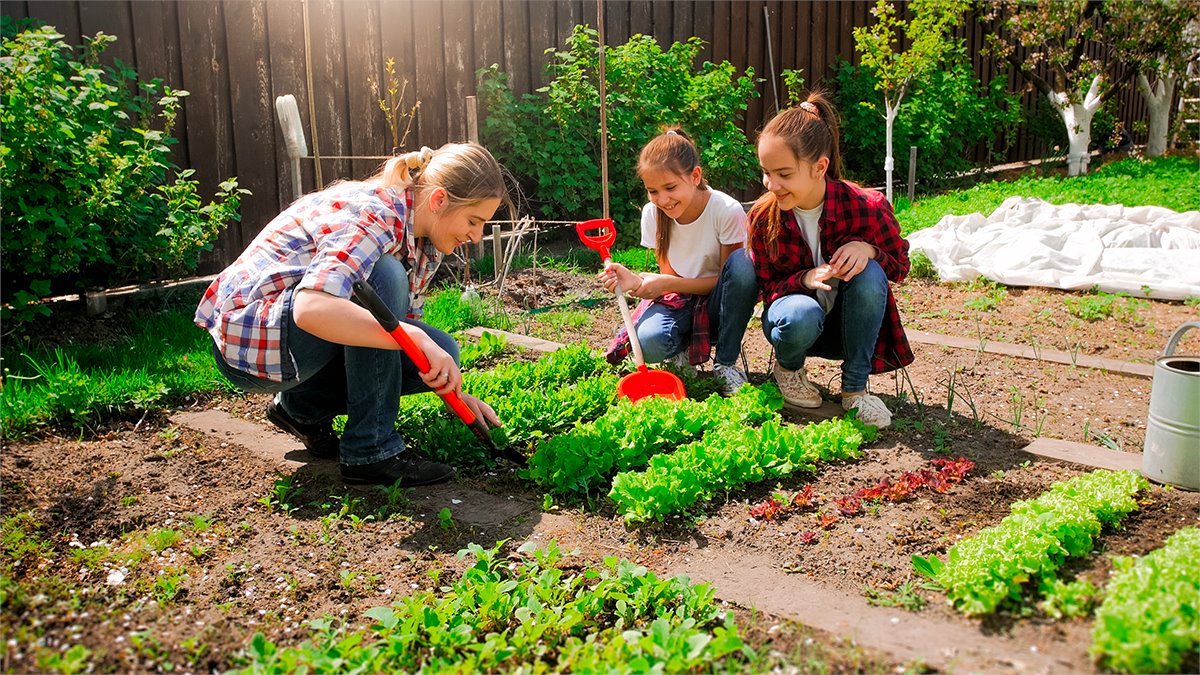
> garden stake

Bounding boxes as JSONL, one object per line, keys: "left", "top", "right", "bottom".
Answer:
{"left": 351, "top": 280, "right": 525, "bottom": 466}
{"left": 576, "top": 218, "right": 686, "bottom": 402}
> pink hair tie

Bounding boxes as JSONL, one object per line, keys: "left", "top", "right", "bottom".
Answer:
{"left": 799, "top": 101, "right": 817, "bottom": 114}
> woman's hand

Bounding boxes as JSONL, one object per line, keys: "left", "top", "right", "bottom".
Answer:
{"left": 828, "top": 241, "right": 876, "bottom": 282}
{"left": 596, "top": 263, "right": 642, "bottom": 295}
{"left": 460, "top": 393, "right": 502, "bottom": 429}
{"left": 419, "top": 340, "right": 461, "bottom": 394}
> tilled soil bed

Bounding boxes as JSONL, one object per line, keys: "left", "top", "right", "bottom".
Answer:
{"left": 3, "top": 270, "right": 1198, "bottom": 673}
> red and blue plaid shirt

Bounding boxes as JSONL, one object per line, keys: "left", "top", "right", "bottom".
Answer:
{"left": 747, "top": 178, "right": 914, "bottom": 374}
{"left": 195, "top": 183, "right": 442, "bottom": 381}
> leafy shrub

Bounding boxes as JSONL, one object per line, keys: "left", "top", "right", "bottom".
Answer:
{"left": 479, "top": 26, "right": 759, "bottom": 248}
{"left": 0, "top": 22, "right": 244, "bottom": 323}
{"left": 835, "top": 45, "right": 1021, "bottom": 190}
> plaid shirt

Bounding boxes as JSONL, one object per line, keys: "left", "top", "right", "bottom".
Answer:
{"left": 195, "top": 183, "right": 443, "bottom": 381}
{"left": 747, "top": 178, "right": 913, "bottom": 374}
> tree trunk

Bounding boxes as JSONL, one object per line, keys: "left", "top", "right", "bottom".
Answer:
{"left": 1137, "top": 72, "right": 1177, "bottom": 157}
{"left": 1049, "top": 76, "right": 1103, "bottom": 176}
{"left": 884, "top": 100, "right": 899, "bottom": 203}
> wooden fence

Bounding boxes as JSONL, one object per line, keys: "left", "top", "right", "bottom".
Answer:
{"left": 4, "top": 0, "right": 1149, "bottom": 271}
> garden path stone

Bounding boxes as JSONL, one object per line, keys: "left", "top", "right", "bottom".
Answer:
{"left": 463, "top": 327, "right": 565, "bottom": 352}
{"left": 1018, "top": 437, "right": 1142, "bottom": 473}
{"left": 906, "top": 329, "right": 1153, "bottom": 379}
{"left": 669, "top": 547, "right": 1089, "bottom": 674}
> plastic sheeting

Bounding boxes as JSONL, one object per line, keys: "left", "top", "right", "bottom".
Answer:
{"left": 906, "top": 197, "right": 1200, "bottom": 300}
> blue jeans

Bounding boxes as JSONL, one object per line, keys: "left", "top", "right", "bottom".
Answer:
{"left": 762, "top": 259, "right": 887, "bottom": 393}
{"left": 635, "top": 248, "right": 757, "bottom": 366}
{"left": 211, "top": 255, "right": 457, "bottom": 466}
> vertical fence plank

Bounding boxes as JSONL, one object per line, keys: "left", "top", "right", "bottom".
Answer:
{"left": 411, "top": 0, "right": 448, "bottom": 145}
{"left": 442, "top": 1, "right": 476, "bottom": 142}
{"left": 308, "top": 0, "right": 352, "bottom": 184}
{"left": 341, "top": 0, "right": 387, "bottom": 178}
{"left": 222, "top": 0, "right": 279, "bottom": 248}
{"left": 130, "top": 1, "right": 188, "bottom": 170}
{"left": 78, "top": 0, "right": 133, "bottom": 67}
{"left": 500, "top": 0, "right": 531, "bottom": 94}
{"left": 652, "top": 0, "right": 671, "bottom": 44}
{"left": 266, "top": 0, "right": 312, "bottom": 209}
{"left": 177, "top": 0, "right": 235, "bottom": 271}
{"left": 526, "top": 1, "right": 554, "bottom": 96}
{"left": 673, "top": 0, "right": 693, "bottom": 44}
{"left": 19, "top": 1, "right": 79, "bottom": 43}
{"left": 629, "top": 0, "right": 651, "bottom": 37}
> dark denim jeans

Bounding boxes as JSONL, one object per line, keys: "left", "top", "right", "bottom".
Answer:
{"left": 761, "top": 259, "right": 887, "bottom": 393}
{"left": 634, "top": 247, "right": 757, "bottom": 366}
{"left": 211, "top": 255, "right": 457, "bottom": 465}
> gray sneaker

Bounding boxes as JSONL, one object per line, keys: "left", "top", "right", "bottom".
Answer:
{"left": 712, "top": 363, "right": 749, "bottom": 394}
{"left": 773, "top": 363, "right": 822, "bottom": 408}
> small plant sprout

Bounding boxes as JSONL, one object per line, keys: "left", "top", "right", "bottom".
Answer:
{"left": 1008, "top": 387, "right": 1025, "bottom": 432}
{"left": 438, "top": 507, "right": 456, "bottom": 533}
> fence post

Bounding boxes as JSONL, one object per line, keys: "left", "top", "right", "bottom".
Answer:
{"left": 492, "top": 222, "right": 502, "bottom": 284}
{"left": 466, "top": 95, "right": 480, "bottom": 267}
{"left": 907, "top": 146, "right": 918, "bottom": 202}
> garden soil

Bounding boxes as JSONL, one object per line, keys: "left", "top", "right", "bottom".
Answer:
{"left": 4, "top": 268, "right": 1199, "bottom": 673}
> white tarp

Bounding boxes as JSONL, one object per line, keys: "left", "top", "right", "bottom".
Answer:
{"left": 906, "top": 196, "right": 1200, "bottom": 300}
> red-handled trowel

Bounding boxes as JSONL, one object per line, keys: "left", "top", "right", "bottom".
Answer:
{"left": 351, "top": 280, "right": 525, "bottom": 465}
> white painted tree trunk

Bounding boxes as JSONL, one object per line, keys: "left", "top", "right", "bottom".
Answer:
{"left": 1137, "top": 72, "right": 1177, "bottom": 157}
{"left": 884, "top": 98, "right": 901, "bottom": 203}
{"left": 1048, "top": 76, "right": 1103, "bottom": 177}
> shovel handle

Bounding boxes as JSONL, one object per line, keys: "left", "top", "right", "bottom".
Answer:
{"left": 351, "top": 281, "right": 478, "bottom": 428}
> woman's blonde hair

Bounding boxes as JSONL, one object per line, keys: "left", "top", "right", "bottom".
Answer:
{"left": 748, "top": 89, "right": 841, "bottom": 260}
{"left": 372, "top": 142, "right": 513, "bottom": 218}
{"left": 637, "top": 128, "right": 708, "bottom": 262}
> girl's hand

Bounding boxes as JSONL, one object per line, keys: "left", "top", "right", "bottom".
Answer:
{"left": 828, "top": 241, "right": 876, "bottom": 281}
{"left": 460, "top": 393, "right": 502, "bottom": 429}
{"left": 596, "top": 263, "right": 642, "bottom": 295}
{"left": 804, "top": 264, "right": 839, "bottom": 292}
{"left": 419, "top": 342, "right": 461, "bottom": 395}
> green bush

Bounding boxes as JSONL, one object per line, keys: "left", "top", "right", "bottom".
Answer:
{"left": 479, "top": 26, "right": 759, "bottom": 248}
{"left": 0, "top": 22, "right": 245, "bottom": 323}
{"left": 835, "top": 45, "right": 1021, "bottom": 190}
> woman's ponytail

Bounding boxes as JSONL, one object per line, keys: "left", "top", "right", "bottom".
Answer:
{"left": 379, "top": 146, "right": 436, "bottom": 189}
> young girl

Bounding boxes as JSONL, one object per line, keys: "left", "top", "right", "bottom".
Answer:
{"left": 748, "top": 92, "right": 913, "bottom": 428}
{"left": 195, "top": 143, "right": 507, "bottom": 486}
{"left": 600, "top": 129, "right": 757, "bottom": 394}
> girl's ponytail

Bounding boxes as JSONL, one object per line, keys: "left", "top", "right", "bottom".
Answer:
{"left": 371, "top": 142, "right": 514, "bottom": 218}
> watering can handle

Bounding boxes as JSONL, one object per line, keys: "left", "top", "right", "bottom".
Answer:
{"left": 1163, "top": 322, "right": 1200, "bottom": 357}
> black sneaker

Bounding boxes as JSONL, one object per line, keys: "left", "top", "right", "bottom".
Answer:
{"left": 265, "top": 400, "right": 340, "bottom": 460}
{"left": 341, "top": 453, "right": 454, "bottom": 487}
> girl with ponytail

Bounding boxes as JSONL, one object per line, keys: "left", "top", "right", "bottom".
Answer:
{"left": 599, "top": 128, "right": 757, "bottom": 394}
{"left": 196, "top": 143, "right": 509, "bottom": 486}
{"left": 749, "top": 91, "right": 912, "bottom": 429}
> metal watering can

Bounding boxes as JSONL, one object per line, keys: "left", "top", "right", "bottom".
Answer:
{"left": 1142, "top": 321, "right": 1200, "bottom": 491}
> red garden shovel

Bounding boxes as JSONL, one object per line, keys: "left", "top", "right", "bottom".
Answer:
{"left": 351, "top": 280, "right": 525, "bottom": 465}
{"left": 576, "top": 218, "right": 686, "bottom": 403}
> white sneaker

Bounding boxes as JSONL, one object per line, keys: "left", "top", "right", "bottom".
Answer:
{"left": 842, "top": 393, "right": 892, "bottom": 429}
{"left": 666, "top": 351, "right": 696, "bottom": 375}
{"left": 712, "top": 363, "right": 749, "bottom": 394}
{"left": 773, "top": 363, "right": 822, "bottom": 408}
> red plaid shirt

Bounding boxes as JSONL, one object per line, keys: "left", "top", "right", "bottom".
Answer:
{"left": 747, "top": 178, "right": 913, "bottom": 374}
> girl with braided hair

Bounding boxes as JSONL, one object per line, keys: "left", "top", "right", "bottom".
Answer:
{"left": 750, "top": 91, "right": 913, "bottom": 429}
{"left": 196, "top": 143, "right": 508, "bottom": 485}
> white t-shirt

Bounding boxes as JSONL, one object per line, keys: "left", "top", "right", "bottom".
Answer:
{"left": 640, "top": 189, "right": 747, "bottom": 279}
{"left": 792, "top": 205, "right": 838, "bottom": 312}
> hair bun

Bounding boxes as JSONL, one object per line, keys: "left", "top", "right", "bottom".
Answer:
{"left": 404, "top": 146, "right": 435, "bottom": 174}
{"left": 799, "top": 101, "right": 817, "bottom": 114}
